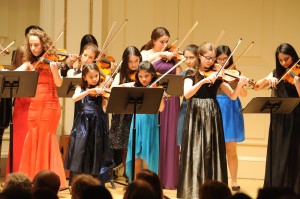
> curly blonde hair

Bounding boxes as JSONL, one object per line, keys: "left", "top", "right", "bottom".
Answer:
{"left": 26, "top": 29, "right": 57, "bottom": 63}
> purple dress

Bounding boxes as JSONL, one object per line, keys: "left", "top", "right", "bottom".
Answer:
{"left": 154, "top": 59, "right": 180, "bottom": 189}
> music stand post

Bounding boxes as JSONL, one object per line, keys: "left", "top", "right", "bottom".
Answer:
{"left": 106, "top": 87, "right": 164, "bottom": 184}
{"left": 0, "top": 71, "right": 39, "bottom": 173}
{"left": 242, "top": 97, "right": 300, "bottom": 186}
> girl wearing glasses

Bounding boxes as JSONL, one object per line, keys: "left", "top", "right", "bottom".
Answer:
{"left": 177, "top": 42, "right": 248, "bottom": 199}
{"left": 215, "top": 45, "right": 247, "bottom": 191}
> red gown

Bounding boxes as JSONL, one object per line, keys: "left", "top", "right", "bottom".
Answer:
{"left": 18, "top": 68, "right": 67, "bottom": 188}
{"left": 6, "top": 97, "right": 31, "bottom": 173}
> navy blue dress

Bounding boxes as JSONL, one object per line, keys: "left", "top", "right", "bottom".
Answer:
{"left": 65, "top": 89, "right": 114, "bottom": 180}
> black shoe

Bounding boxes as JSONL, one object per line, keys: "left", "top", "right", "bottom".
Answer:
{"left": 232, "top": 186, "right": 240, "bottom": 191}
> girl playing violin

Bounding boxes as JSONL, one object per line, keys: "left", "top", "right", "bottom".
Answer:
{"left": 5, "top": 45, "right": 29, "bottom": 174}
{"left": 141, "top": 27, "right": 181, "bottom": 189}
{"left": 15, "top": 28, "right": 67, "bottom": 188}
{"left": 65, "top": 63, "right": 114, "bottom": 184}
{"left": 216, "top": 45, "right": 247, "bottom": 191}
{"left": 122, "top": 61, "right": 165, "bottom": 181}
{"left": 109, "top": 46, "right": 142, "bottom": 180}
{"left": 67, "top": 43, "right": 99, "bottom": 77}
{"left": 177, "top": 42, "right": 248, "bottom": 199}
{"left": 61, "top": 34, "right": 98, "bottom": 77}
{"left": 177, "top": 44, "right": 199, "bottom": 146}
{"left": 254, "top": 43, "right": 300, "bottom": 194}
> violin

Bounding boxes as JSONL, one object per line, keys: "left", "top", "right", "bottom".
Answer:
{"left": 56, "top": 49, "right": 69, "bottom": 62}
{"left": 280, "top": 62, "right": 300, "bottom": 85}
{"left": 0, "top": 46, "right": 10, "bottom": 55}
{"left": 204, "top": 64, "right": 256, "bottom": 87}
{"left": 34, "top": 54, "right": 65, "bottom": 70}
{"left": 163, "top": 45, "right": 184, "bottom": 61}
{"left": 129, "top": 71, "right": 136, "bottom": 82}
{"left": 97, "top": 54, "right": 116, "bottom": 69}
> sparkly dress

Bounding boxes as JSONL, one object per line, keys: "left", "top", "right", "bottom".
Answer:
{"left": 153, "top": 59, "right": 180, "bottom": 189}
{"left": 18, "top": 69, "right": 67, "bottom": 188}
{"left": 177, "top": 69, "right": 228, "bottom": 199}
{"left": 65, "top": 89, "right": 114, "bottom": 182}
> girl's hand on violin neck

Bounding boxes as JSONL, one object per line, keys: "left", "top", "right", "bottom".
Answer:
{"left": 50, "top": 61, "right": 60, "bottom": 71}
{"left": 238, "top": 76, "right": 249, "bottom": 87}
{"left": 204, "top": 73, "right": 217, "bottom": 84}
{"left": 89, "top": 87, "right": 104, "bottom": 97}
{"left": 264, "top": 76, "right": 278, "bottom": 88}
{"left": 294, "top": 76, "right": 300, "bottom": 86}
{"left": 66, "top": 54, "right": 79, "bottom": 66}
{"left": 160, "top": 51, "right": 174, "bottom": 61}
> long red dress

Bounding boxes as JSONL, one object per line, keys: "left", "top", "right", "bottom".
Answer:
{"left": 18, "top": 69, "right": 67, "bottom": 188}
{"left": 6, "top": 97, "right": 31, "bottom": 173}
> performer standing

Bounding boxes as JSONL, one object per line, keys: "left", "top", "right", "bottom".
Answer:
{"left": 254, "top": 43, "right": 300, "bottom": 195}
{"left": 16, "top": 29, "right": 67, "bottom": 188}
{"left": 216, "top": 45, "right": 247, "bottom": 191}
{"left": 141, "top": 27, "right": 181, "bottom": 189}
{"left": 65, "top": 63, "right": 114, "bottom": 184}
{"left": 109, "top": 46, "right": 142, "bottom": 179}
{"left": 177, "top": 44, "right": 199, "bottom": 146}
{"left": 177, "top": 42, "right": 248, "bottom": 199}
{"left": 6, "top": 45, "right": 29, "bottom": 173}
{"left": 61, "top": 34, "right": 98, "bottom": 77}
{"left": 123, "top": 61, "right": 165, "bottom": 181}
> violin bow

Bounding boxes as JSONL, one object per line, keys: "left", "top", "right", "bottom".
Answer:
{"left": 33, "top": 30, "right": 64, "bottom": 69}
{"left": 214, "top": 29, "right": 225, "bottom": 47}
{"left": 175, "top": 20, "right": 199, "bottom": 51}
{"left": 215, "top": 38, "right": 243, "bottom": 78}
{"left": 99, "top": 21, "right": 117, "bottom": 56}
{"left": 102, "top": 19, "right": 128, "bottom": 53}
{"left": 149, "top": 57, "right": 186, "bottom": 88}
{"left": 228, "top": 41, "right": 254, "bottom": 70}
{"left": 0, "top": 40, "right": 15, "bottom": 55}
{"left": 101, "top": 61, "right": 123, "bottom": 89}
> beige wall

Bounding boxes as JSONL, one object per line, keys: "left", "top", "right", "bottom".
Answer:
{"left": 1, "top": 0, "right": 299, "bottom": 178}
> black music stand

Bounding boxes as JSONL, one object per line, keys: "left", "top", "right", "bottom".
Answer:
{"left": 0, "top": 71, "right": 39, "bottom": 173}
{"left": 106, "top": 87, "right": 164, "bottom": 184}
{"left": 158, "top": 74, "right": 183, "bottom": 96}
{"left": 242, "top": 97, "right": 300, "bottom": 186}
{"left": 56, "top": 77, "right": 81, "bottom": 97}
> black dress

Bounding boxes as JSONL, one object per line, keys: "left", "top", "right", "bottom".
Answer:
{"left": 264, "top": 75, "right": 300, "bottom": 195}
{"left": 177, "top": 69, "right": 228, "bottom": 199}
{"left": 65, "top": 89, "right": 114, "bottom": 181}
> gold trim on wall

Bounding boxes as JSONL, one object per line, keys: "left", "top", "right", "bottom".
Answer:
{"left": 61, "top": 0, "right": 67, "bottom": 135}
{"left": 90, "top": 0, "right": 93, "bottom": 34}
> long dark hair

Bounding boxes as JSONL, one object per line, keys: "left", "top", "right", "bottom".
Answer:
{"left": 119, "top": 46, "right": 142, "bottom": 84}
{"left": 275, "top": 43, "right": 299, "bottom": 78}
{"left": 134, "top": 61, "right": 157, "bottom": 87}
{"left": 80, "top": 63, "right": 101, "bottom": 89}
{"left": 142, "top": 27, "right": 170, "bottom": 51}
{"left": 216, "top": 45, "right": 234, "bottom": 69}
{"left": 79, "top": 34, "right": 98, "bottom": 55}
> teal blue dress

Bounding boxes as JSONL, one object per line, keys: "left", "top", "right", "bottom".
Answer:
{"left": 125, "top": 114, "right": 160, "bottom": 181}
